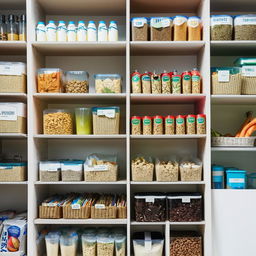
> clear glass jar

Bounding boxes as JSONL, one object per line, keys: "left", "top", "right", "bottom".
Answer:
{"left": 65, "top": 71, "right": 89, "bottom": 93}
{"left": 7, "top": 14, "right": 18, "bottom": 41}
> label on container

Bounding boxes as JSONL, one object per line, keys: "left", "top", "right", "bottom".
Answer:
{"left": 145, "top": 197, "right": 155, "bottom": 203}
{"left": 188, "top": 17, "right": 201, "bottom": 28}
{"left": 187, "top": 117, "right": 195, "bottom": 123}
{"left": 172, "top": 76, "right": 181, "bottom": 82}
{"left": 235, "top": 16, "right": 256, "bottom": 26}
{"left": 95, "top": 204, "right": 105, "bottom": 209}
{"left": 162, "top": 75, "right": 170, "bottom": 82}
{"left": 211, "top": 16, "right": 233, "bottom": 26}
{"left": 93, "top": 165, "right": 109, "bottom": 171}
{"left": 192, "top": 75, "right": 200, "bottom": 82}
{"left": 0, "top": 64, "right": 26, "bottom": 76}
{"left": 47, "top": 203, "right": 57, "bottom": 207}
{"left": 183, "top": 74, "right": 191, "bottom": 81}
{"left": 174, "top": 16, "right": 187, "bottom": 26}
{"left": 166, "top": 118, "right": 174, "bottom": 124}
{"left": 218, "top": 70, "right": 230, "bottom": 82}
{"left": 176, "top": 118, "right": 184, "bottom": 124}
{"left": 132, "top": 119, "right": 140, "bottom": 125}
{"left": 143, "top": 119, "right": 151, "bottom": 125}
{"left": 229, "top": 178, "right": 245, "bottom": 183}
{"left": 154, "top": 118, "right": 162, "bottom": 124}
{"left": 71, "top": 204, "right": 81, "bottom": 210}
{"left": 142, "top": 75, "right": 150, "bottom": 81}
{"left": 242, "top": 66, "right": 256, "bottom": 77}
{"left": 0, "top": 106, "right": 17, "bottom": 121}
{"left": 97, "top": 109, "right": 115, "bottom": 118}
{"left": 197, "top": 117, "right": 205, "bottom": 124}
{"left": 133, "top": 18, "right": 147, "bottom": 27}
{"left": 151, "top": 17, "right": 171, "bottom": 28}
{"left": 132, "top": 74, "right": 140, "bottom": 82}
{"left": 182, "top": 197, "right": 191, "bottom": 203}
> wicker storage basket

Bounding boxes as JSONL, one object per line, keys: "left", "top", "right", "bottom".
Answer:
{"left": 117, "top": 206, "right": 127, "bottom": 219}
{"left": 39, "top": 205, "right": 62, "bottom": 219}
{"left": 241, "top": 77, "right": 256, "bottom": 95}
{"left": 0, "top": 74, "right": 26, "bottom": 93}
{"left": 91, "top": 205, "right": 117, "bottom": 219}
{"left": 0, "top": 163, "right": 26, "bottom": 182}
{"left": 212, "top": 137, "right": 255, "bottom": 147}
{"left": 63, "top": 205, "right": 91, "bottom": 219}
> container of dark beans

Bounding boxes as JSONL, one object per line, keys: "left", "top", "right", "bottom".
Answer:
{"left": 167, "top": 193, "right": 202, "bottom": 222}
{"left": 134, "top": 193, "right": 166, "bottom": 222}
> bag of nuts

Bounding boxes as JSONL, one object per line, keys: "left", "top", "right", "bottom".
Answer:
{"left": 155, "top": 157, "right": 179, "bottom": 182}
{"left": 131, "top": 156, "right": 154, "bottom": 181}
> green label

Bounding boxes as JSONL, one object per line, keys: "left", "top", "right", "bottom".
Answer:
{"left": 162, "top": 75, "right": 170, "bottom": 82}
{"left": 142, "top": 75, "right": 150, "bottom": 81}
{"left": 143, "top": 119, "right": 151, "bottom": 125}
{"left": 132, "top": 119, "right": 140, "bottom": 125}
{"left": 132, "top": 75, "right": 140, "bottom": 82}
{"left": 192, "top": 75, "right": 200, "bottom": 82}
{"left": 172, "top": 76, "right": 181, "bottom": 82}
{"left": 197, "top": 117, "right": 205, "bottom": 124}
{"left": 155, "top": 118, "right": 162, "bottom": 124}
{"left": 176, "top": 118, "right": 184, "bottom": 124}
{"left": 183, "top": 75, "right": 191, "bottom": 81}
{"left": 187, "top": 117, "right": 195, "bottom": 123}
{"left": 166, "top": 118, "right": 174, "bottom": 124}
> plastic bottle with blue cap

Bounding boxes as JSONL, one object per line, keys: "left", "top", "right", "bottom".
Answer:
{"left": 46, "top": 20, "right": 56, "bottom": 41}
{"left": 77, "top": 20, "right": 87, "bottom": 41}
{"left": 108, "top": 21, "right": 118, "bottom": 41}
{"left": 57, "top": 21, "right": 67, "bottom": 42}
{"left": 67, "top": 21, "right": 76, "bottom": 42}
{"left": 88, "top": 21, "right": 97, "bottom": 41}
{"left": 98, "top": 21, "right": 108, "bottom": 41}
{"left": 36, "top": 21, "right": 46, "bottom": 41}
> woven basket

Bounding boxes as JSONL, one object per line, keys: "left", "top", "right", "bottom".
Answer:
{"left": 212, "top": 137, "right": 255, "bottom": 147}
{"left": 0, "top": 116, "right": 26, "bottom": 133}
{"left": 0, "top": 166, "right": 26, "bottom": 182}
{"left": 242, "top": 77, "right": 256, "bottom": 95}
{"left": 91, "top": 206, "right": 117, "bottom": 219}
{"left": 39, "top": 205, "right": 62, "bottom": 219}
{"left": 117, "top": 206, "right": 127, "bottom": 219}
{"left": 63, "top": 205, "right": 91, "bottom": 219}
{"left": 0, "top": 74, "right": 26, "bottom": 93}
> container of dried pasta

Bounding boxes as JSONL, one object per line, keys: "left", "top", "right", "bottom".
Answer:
{"left": 84, "top": 154, "right": 118, "bottom": 182}
{"left": 173, "top": 16, "right": 188, "bottom": 41}
{"left": 131, "top": 116, "right": 141, "bottom": 135}
{"left": 196, "top": 114, "right": 206, "bottom": 134}
{"left": 0, "top": 103, "right": 26, "bottom": 133}
{"left": 161, "top": 72, "right": 171, "bottom": 94}
{"left": 155, "top": 158, "right": 179, "bottom": 182}
{"left": 150, "top": 17, "right": 173, "bottom": 41}
{"left": 165, "top": 115, "right": 175, "bottom": 135}
{"left": 153, "top": 115, "right": 164, "bottom": 135}
{"left": 176, "top": 115, "right": 186, "bottom": 135}
{"left": 182, "top": 71, "right": 192, "bottom": 94}
{"left": 151, "top": 73, "right": 161, "bottom": 94}
{"left": 131, "top": 70, "right": 142, "bottom": 93}
{"left": 234, "top": 15, "right": 256, "bottom": 41}
{"left": 186, "top": 115, "right": 196, "bottom": 134}
{"left": 0, "top": 162, "right": 26, "bottom": 182}
{"left": 43, "top": 109, "right": 73, "bottom": 135}
{"left": 0, "top": 62, "right": 26, "bottom": 93}
{"left": 131, "top": 156, "right": 154, "bottom": 181}
{"left": 142, "top": 116, "right": 152, "bottom": 135}
{"left": 188, "top": 16, "right": 202, "bottom": 41}
{"left": 39, "top": 161, "right": 61, "bottom": 182}
{"left": 211, "top": 67, "right": 242, "bottom": 95}
{"left": 210, "top": 15, "right": 233, "bottom": 41}
{"left": 180, "top": 158, "right": 202, "bottom": 181}
{"left": 142, "top": 72, "right": 151, "bottom": 93}
{"left": 61, "top": 160, "right": 84, "bottom": 181}
{"left": 92, "top": 107, "right": 120, "bottom": 135}
{"left": 64, "top": 71, "right": 89, "bottom": 93}
{"left": 131, "top": 17, "right": 149, "bottom": 41}
{"left": 37, "top": 68, "right": 63, "bottom": 93}
{"left": 95, "top": 74, "right": 122, "bottom": 93}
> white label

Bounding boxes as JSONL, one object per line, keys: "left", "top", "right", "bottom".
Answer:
{"left": 71, "top": 204, "right": 81, "bottom": 210}
{"left": 145, "top": 197, "right": 155, "bottom": 203}
{"left": 188, "top": 17, "right": 201, "bottom": 28}
{"left": 47, "top": 203, "right": 57, "bottom": 207}
{"left": 94, "top": 165, "right": 109, "bottom": 171}
{"left": 182, "top": 197, "right": 191, "bottom": 203}
{"left": 218, "top": 70, "right": 230, "bottom": 82}
{"left": 229, "top": 178, "right": 245, "bottom": 183}
{"left": 0, "top": 106, "right": 17, "bottom": 121}
{"left": 235, "top": 16, "right": 256, "bottom": 26}
{"left": 174, "top": 16, "right": 187, "bottom": 26}
{"left": 97, "top": 109, "right": 115, "bottom": 118}
{"left": 151, "top": 17, "right": 171, "bottom": 28}
{"left": 242, "top": 66, "right": 256, "bottom": 77}
{"left": 133, "top": 18, "right": 147, "bottom": 27}
{"left": 95, "top": 204, "right": 105, "bottom": 209}
{"left": 0, "top": 64, "right": 26, "bottom": 76}
{"left": 211, "top": 16, "right": 233, "bottom": 26}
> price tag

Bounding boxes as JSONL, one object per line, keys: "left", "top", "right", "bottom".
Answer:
{"left": 95, "top": 204, "right": 105, "bottom": 209}
{"left": 218, "top": 70, "right": 230, "bottom": 82}
{"left": 71, "top": 204, "right": 81, "bottom": 210}
{"left": 145, "top": 197, "right": 155, "bottom": 203}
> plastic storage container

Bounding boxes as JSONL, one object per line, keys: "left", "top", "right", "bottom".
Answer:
{"left": 39, "top": 161, "right": 61, "bottom": 182}
{"left": 131, "top": 116, "right": 141, "bottom": 135}
{"left": 180, "top": 158, "right": 202, "bottom": 181}
{"left": 226, "top": 170, "right": 247, "bottom": 189}
{"left": 142, "top": 116, "right": 152, "bottom": 135}
{"left": 248, "top": 173, "right": 256, "bottom": 189}
{"left": 61, "top": 160, "right": 84, "bottom": 181}
{"left": 0, "top": 62, "right": 26, "bottom": 93}
{"left": 60, "top": 233, "right": 78, "bottom": 256}
{"left": 234, "top": 15, "right": 256, "bottom": 40}
{"left": 82, "top": 234, "right": 97, "bottom": 256}
{"left": 188, "top": 16, "right": 202, "bottom": 41}
{"left": 211, "top": 67, "right": 242, "bottom": 95}
{"left": 95, "top": 74, "right": 122, "bottom": 93}
{"left": 0, "top": 102, "right": 26, "bottom": 133}
{"left": 64, "top": 71, "right": 89, "bottom": 93}
{"left": 173, "top": 16, "right": 188, "bottom": 41}
{"left": 212, "top": 165, "right": 225, "bottom": 189}
{"left": 132, "top": 156, "right": 154, "bottom": 181}
{"left": 43, "top": 109, "right": 73, "bottom": 135}
{"left": 75, "top": 108, "right": 92, "bottom": 135}
{"left": 210, "top": 15, "right": 233, "bottom": 40}
{"left": 132, "top": 17, "right": 148, "bottom": 41}
{"left": 45, "top": 232, "right": 60, "bottom": 256}
{"left": 155, "top": 158, "right": 179, "bottom": 182}
{"left": 150, "top": 17, "right": 172, "bottom": 41}
{"left": 37, "top": 68, "right": 63, "bottom": 93}
{"left": 115, "top": 234, "right": 126, "bottom": 256}
{"left": 134, "top": 193, "right": 166, "bottom": 222}
{"left": 0, "top": 162, "right": 26, "bottom": 182}
{"left": 92, "top": 107, "right": 120, "bottom": 134}
{"left": 168, "top": 193, "right": 203, "bottom": 222}
{"left": 133, "top": 232, "right": 164, "bottom": 256}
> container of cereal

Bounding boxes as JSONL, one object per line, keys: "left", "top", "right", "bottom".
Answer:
{"left": 161, "top": 71, "right": 171, "bottom": 94}
{"left": 191, "top": 68, "right": 202, "bottom": 94}
{"left": 82, "top": 234, "right": 97, "bottom": 256}
{"left": 153, "top": 115, "right": 164, "bottom": 135}
{"left": 131, "top": 17, "right": 148, "bottom": 41}
{"left": 95, "top": 74, "right": 122, "bottom": 93}
{"left": 134, "top": 193, "right": 166, "bottom": 222}
{"left": 131, "top": 116, "right": 141, "bottom": 135}
{"left": 196, "top": 114, "right": 206, "bottom": 134}
{"left": 226, "top": 170, "right": 247, "bottom": 189}
{"left": 210, "top": 15, "right": 233, "bottom": 40}
{"left": 131, "top": 70, "right": 142, "bottom": 93}
{"left": 37, "top": 68, "right": 63, "bottom": 93}
{"left": 182, "top": 71, "right": 192, "bottom": 94}
{"left": 151, "top": 73, "right": 161, "bottom": 94}
{"left": 141, "top": 72, "right": 151, "bottom": 94}
{"left": 173, "top": 16, "right": 188, "bottom": 41}
{"left": 142, "top": 116, "right": 152, "bottom": 135}
{"left": 188, "top": 16, "right": 202, "bottom": 41}
{"left": 176, "top": 115, "right": 186, "bottom": 135}
{"left": 45, "top": 232, "right": 60, "bottom": 256}
{"left": 39, "top": 161, "right": 61, "bottom": 182}
{"left": 165, "top": 115, "right": 175, "bottom": 135}
{"left": 97, "top": 234, "right": 115, "bottom": 256}
{"left": 172, "top": 71, "right": 182, "bottom": 94}
{"left": 155, "top": 158, "right": 179, "bottom": 182}
{"left": 64, "top": 71, "right": 89, "bottom": 93}
{"left": 150, "top": 17, "right": 173, "bottom": 41}
{"left": 61, "top": 160, "right": 84, "bottom": 181}
{"left": 186, "top": 114, "right": 196, "bottom": 134}
{"left": 180, "top": 158, "right": 202, "bottom": 181}
{"left": 234, "top": 14, "right": 256, "bottom": 41}
{"left": 0, "top": 162, "right": 26, "bottom": 182}
{"left": 43, "top": 109, "right": 73, "bottom": 135}
{"left": 131, "top": 156, "right": 154, "bottom": 181}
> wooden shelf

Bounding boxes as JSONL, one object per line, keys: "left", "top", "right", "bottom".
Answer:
{"left": 131, "top": 135, "right": 207, "bottom": 139}
{"left": 0, "top": 41, "right": 26, "bottom": 55}
{"left": 34, "top": 135, "right": 127, "bottom": 139}
{"left": 211, "top": 95, "right": 256, "bottom": 105}
{"left": 0, "top": 93, "right": 27, "bottom": 101}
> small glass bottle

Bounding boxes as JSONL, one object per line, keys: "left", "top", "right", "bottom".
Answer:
{"left": 19, "top": 14, "right": 26, "bottom": 41}
{"left": 7, "top": 14, "right": 19, "bottom": 41}
{"left": 0, "top": 15, "right": 7, "bottom": 41}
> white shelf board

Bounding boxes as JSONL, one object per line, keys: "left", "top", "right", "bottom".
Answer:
{"left": 37, "top": 0, "right": 126, "bottom": 15}
{"left": 212, "top": 147, "right": 256, "bottom": 152}
{"left": 34, "top": 134, "right": 126, "bottom": 139}
{"left": 0, "top": 41, "right": 26, "bottom": 55}
{"left": 131, "top": 221, "right": 206, "bottom": 225}
{"left": 131, "top": 0, "right": 201, "bottom": 13}
{"left": 0, "top": 93, "right": 27, "bottom": 101}
{"left": 0, "top": 133, "right": 27, "bottom": 139}
{"left": 131, "top": 94, "right": 206, "bottom": 104}
{"left": 35, "top": 180, "right": 127, "bottom": 185}
{"left": 32, "top": 42, "right": 126, "bottom": 56}
{"left": 130, "top": 41, "right": 205, "bottom": 56}
{"left": 131, "top": 181, "right": 205, "bottom": 185}
{"left": 211, "top": 95, "right": 256, "bottom": 105}
{"left": 131, "top": 135, "right": 207, "bottom": 139}
{"left": 131, "top": 221, "right": 167, "bottom": 225}
{"left": 169, "top": 221, "right": 206, "bottom": 225}
{"left": 34, "top": 218, "right": 127, "bottom": 225}
{"left": 211, "top": 41, "right": 256, "bottom": 56}
{"left": 211, "top": 0, "right": 256, "bottom": 12}
{"left": 0, "top": 182, "right": 28, "bottom": 185}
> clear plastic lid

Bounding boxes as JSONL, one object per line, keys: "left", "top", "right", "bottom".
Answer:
{"left": 92, "top": 106, "right": 120, "bottom": 114}
{"left": 65, "top": 71, "right": 89, "bottom": 81}
{"left": 94, "top": 74, "right": 121, "bottom": 80}
{"left": 43, "top": 109, "right": 72, "bottom": 115}
{"left": 0, "top": 61, "right": 26, "bottom": 75}
{"left": 234, "top": 58, "right": 256, "bottom": 67}
{"left": 38, "top": 68, "right": 63, "bottom": 75}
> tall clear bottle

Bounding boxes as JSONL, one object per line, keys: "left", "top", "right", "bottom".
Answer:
{"left": 108, "top": 21, "right": 118, "bottom": 41}
{"left": 19, "top": 14, "right": 26, "bottom": 41}
{"left": 67, "top": 21, "right": 77, "bottom": 42}
{"left": 0, "top": 15, "right": 7, "bottom": 41}
{"left": 77, "top": 21, "right": 87, "bottom": 41}
{"left": 7, "top": 14, "right": 18, "bottom": 41}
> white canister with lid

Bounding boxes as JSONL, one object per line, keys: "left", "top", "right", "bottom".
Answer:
{"left": 67, "top": 21, "right": 77, "bottom": 42}
{"left": 57, "top": 21, "right": 67, "bottom": 42}
{"left": 46, "top": 20, "right": 57, "bottom": 41}
{"left": 36, "top": 21, "right": 46, "bottom": 41}
{"left": 77, "top": 20, "right": 87, "bottom": 41}
{"left": 88, "top": 21, "right": 97, "bottom": 41}
{"left": 98, "top": 21, "right": 108, "bottom": 41}
{"left": 108, "top": 21, "right": 118, "bottom": 41}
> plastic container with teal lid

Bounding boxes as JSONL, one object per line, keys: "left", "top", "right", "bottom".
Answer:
{"left": 92, "top": 106, "right": 120, "bottom": 135}
{"left": 94, "top": 74, "right": 122, "bottom": 93}
{"left": 131, "top": 17, "right": 148, "bottom": 41}
{"left": 234, "top": 58, "right": 256, "bottom": 67}
{"left": 248, "top": 173, "right": 256, "bottom": 189}
{"left": 64, "top": 71, "right": 89, "bottom": 93}
{"left": 212, "top": 165, "right": 225, "bottom": 189}
{"left": 226, "top": 170, "right": 247, "bottom": 189}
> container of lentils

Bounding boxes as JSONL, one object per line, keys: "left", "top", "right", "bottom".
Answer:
{"left": 132, "top": 17, "right": 148, "bottom": 41}
{"left": 210, "top": 15, "right": 233, "bottom": 41}
{"left": 131, "top": 116, "right": 142, "bottom": 135}
{"left": 176, "top": 115, "right": 186, "bottom": 135}
{"left": 168, "top": 193, "right": 203, "bottom": 222}
{"left": 150, "top": 17, "right": 173, "bottom": 41}
{"left": 134, "top": 193, "right": 166, "bottom": 222}
{"left": 61, "top": 160, "right": 84, "bottom": 181}
{"left": 142, "top": 116, "right": 152, "bottom": 135}
{"left": 165, "top": 115, "right": 175, "bottom": 135}
{"left": 39, "top": 161, "right": 61, "bottom": 182}
{"left": 234, "top": 14, "right": 256, "bottom": 40}
{"left": 153, "top": 115, "right": 164, "bottom": 135}
{"left": 64, "top": 71, "right": 89, "bottom": 93}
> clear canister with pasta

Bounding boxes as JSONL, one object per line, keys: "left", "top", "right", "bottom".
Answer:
{"left": 131, "top": 116, "right": 141, "bottom": 135}
{"left": 172, "top": 71, "right": 182, "bottom": 94}
{"left": 197, "top": 114, "right": 206, "bottom": 134}
{"left": 151, "top": 73, "right": 161, "bottom": 94}
{"left": 186, "top": 115, "right": 196, "bottom": 134}
{"left": 142, "top": 116, "right": 152, "bottom": 135}
{"left": 165, "top": 115, "right": 175, "bottom": 135}
{"left": 153, "top": 115, "right": 164, "bottom": 135}
{"left": 176, "top": 115, "right": 186, "bottom": 135}
{"left": 191, "top": 68, "right": 201, "bottom": 94}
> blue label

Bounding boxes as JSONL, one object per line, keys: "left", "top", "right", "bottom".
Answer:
{"left": 7, "top": 225, "right": 21, "bottom": 238}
